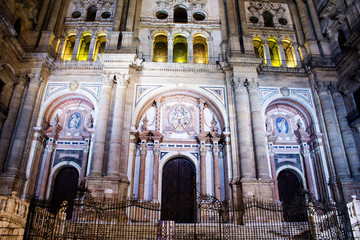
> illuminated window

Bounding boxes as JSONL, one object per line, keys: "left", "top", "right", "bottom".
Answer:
{"left": 282, "top": 40, "right": 297, "bottom": 68}
{"left": 62, "top": 35, "right": 76, "bottom": 61}
{"left": 86, "top": 6, "right": 97, "bottom": 21}
{"left": 153, "top": 35, "right": 168, "bottom": 62}
{"left": 268, "top": 38, "right": 281, "bottom": 67}
{"left": 263, "top": 11, "right": 274, "bottom": 27}
{"left": 174, "top": 5, "right": 187, "bottom": 23}
{"left": 93, "top": 35, "right": 107, "bottom": 60}
{"left": 77, "top": 34, "right": 91, "bottom": 61}
{"left": 193, "top": 35, "right": 208, "bottom": 64}
{"left": 173, "top": 35, "right": 188, "bottom": 63}
{"left": 253, "top": 37, "right": 266, "bottom": 65}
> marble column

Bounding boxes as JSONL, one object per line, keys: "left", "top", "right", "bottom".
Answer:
{"left": 293, "top": 43, "right": 302, "bottom": 68}
{"left": 89, "top": 75, "right": 113, "bottom": 177}
{"left": 138, "top": 139, "right": 147, "bottom": 199}
{"left": 199, "top": 99, "right": 206, "bottom": 133}
{"left": 330, "top": 85, "right": 360, "bottom": 179}
{"left": 301, "top": 143, "right": 316, "bottom": 196}
{"left": 152, "top": 140, "right": 160, "bottom": 201}
{"left": 268, "top": 143, "right": 279, "bottom": 199}
{"left": 248, "top": 80, "right": 270, "bottom": 179}
{"left": 222, "top": 132, "right": 231, "bottom": 200}
{"left": 277, "top": 38, "right": 287, "bottom": 67}
{"left": 155, "top": 100, "right": 161, "bottom": 132}
{"left": 212, "top": 139, "right": 221, "bottom": 200}
{"left": 316, "top": 82, "right": 350, "bottom": 180}
{"left": 87, "top": 33, "right": 97, "bottom": 61}
{"left": 232, "top": 78, "right": 255, "bottom": 179}
{"left": 72, "top": 33, "right": 82, "bottom": 61}
{"left": 0, "top": 76, "right": 26, "bottom": 171}
{"left": 38, "top": 140, "right": 56, "bottom": 198}
{"left": 168, "top": 37, "right": 173, "bottom": 62}
{"left": 5, "top": 74, "right": 41, "bottom": 174}
{"left": 263, "top": 39, "right": 272, "bottom": 66}
{"left": 188, "top": 37, "right": 193, "bottom": 63}
{"left": 107, "top": 75, "right": 129, "bottom": 178}
{"left": 80, "top": 145, "right": 90, "bottom": 181}
{"left": 199, "top": 138, "right": 207, "bottom": 195}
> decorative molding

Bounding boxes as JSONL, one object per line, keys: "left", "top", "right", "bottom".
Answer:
{"left": 200, "top": 86, "right": 226, "bottom": 108}
{"left": 135, "top": 85, "right": 162, "bottom": 107}
{"left": 259, "top": 88, "right": 279, "bottom": 105}
{"left": 80, "top": 83, "right": 101, "bottom": 100}
{"left": 44, "top": 83, "right": 68, "bottom": 100}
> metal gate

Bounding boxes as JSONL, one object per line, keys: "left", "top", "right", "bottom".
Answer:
{"left": 23, "top": 190, "right": 354, "bottom": 239}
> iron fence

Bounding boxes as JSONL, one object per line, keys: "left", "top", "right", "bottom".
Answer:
{"left": 23, "top": 190, "right": 354, "bottom": 239}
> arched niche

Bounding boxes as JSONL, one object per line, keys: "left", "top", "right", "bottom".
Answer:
{"left": 193, "top": 35, "right": 208, "bottom": 64}
{"left": 173, "top": 35, "right": 188, "bottom": 63}
{"left": 174, "top": 5, "right": 188, "bottom": 23}
{"left": 153, "top": 34, "right": 168, "bottom": 62}
{"left": 268, "top": 38, "right": 281, "bottom": 67}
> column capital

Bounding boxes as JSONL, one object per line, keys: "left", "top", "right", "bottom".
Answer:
{"left": 101, "top": 74, "right": 115, "bottom": 87}
{"left": 199, "top": 147, "right": 207, "bottom": 156}
{"left": 329, "top": 82, "right": 342, "bottom": 96}
{"left": 246, "top": 78, "right": 259, "bottom": 89}
{"left": 231, "top": 77, "right": 246, "bottom": 90}
{"left": 115, "top": 74, "right": 130, "bottom": 87}
{"left": 28, "top": 73, "right": 42, "bottom": 86}
{"left": 315, "top": 81, "right": 330, "bottom": 94}
{"left": 212, "top": 148, "right": 219, "bottom": 156}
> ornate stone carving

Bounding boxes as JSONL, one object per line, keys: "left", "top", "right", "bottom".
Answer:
{"left": 280, "top": 87, "right": 290, "bottom": 97}
{"left": 315, "top": 81, "right": 330, "bottom": 93}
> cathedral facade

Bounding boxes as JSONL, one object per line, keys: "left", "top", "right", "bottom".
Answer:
{"left": 0, "top": 0, "right": 359, "bottom": 208}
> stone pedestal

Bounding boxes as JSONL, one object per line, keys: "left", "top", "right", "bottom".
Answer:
{"left": 0, "top": 173, "right": 26, "bottom": 197}
{"left": 240, "top": 179, "right": 275, "bottom": 200}
{"left": 85, "top": 176, "right": 129, "bottom": 201}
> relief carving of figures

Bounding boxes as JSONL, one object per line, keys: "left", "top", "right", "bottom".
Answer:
{"left": 168, "top": 105, "right": 191, "bottom": 133}
{"left": 68, "top": 112, "right": 82, "bottom": 130}
{"left": 276, "top": 117, "right": 288, "bottom": 134}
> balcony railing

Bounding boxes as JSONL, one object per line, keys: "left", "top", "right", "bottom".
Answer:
{"left": 140, "top": 17, "right": 221, "bottom": 25}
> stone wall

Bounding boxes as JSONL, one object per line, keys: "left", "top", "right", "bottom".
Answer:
{"left": 0, "top": 192, "right": 29, "bottom": 240}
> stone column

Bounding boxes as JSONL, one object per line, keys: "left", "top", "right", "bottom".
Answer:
{"left": 188, "top": 37, "right": 193, "bottom": 63}
{"left": 113, "top": 0, "right": 124, "bottom": 31}
{"left": 5, "top": 74, "right": 41, "bottom": 174}
{"left": 107, "top": 75, "right": 129, "bottom": 178}
{"left": 268, "top": 142, "right": 279, "bottom": 200}
{"left": 330, "top": 85, "right": 360, "bottom": 179}
{"left": 35, "top": 0, "right": 51, "bottom": 31}
{"left": 248, "top": 79, "right": 270, "bottom": 179}
{"left": 301, "top": 143, "right": 316, "bottom": 196}
{"left": 80, "top": 145, "right": 90, "bottom": 181}
{"left": 72, "top": 33, "right": 81, "bottom": 60}
{"left": 138, "top": 139, "right": 147, "bottom": 199}
{"left": 212, "top": 138, "right": 221, "bottom": 200}
{"left": 316, "top": 82, "right": 350, "bottom": 180}
{"left": 222, "top": 132, "right": 231, "bottom": 200}
{"left": 277, "top": 38, "right": 287, "bottom": 67}
{"left": 232, "top": 78, "right": 255, "bottom": 179}
{"left": 0, "top": 77, "right": 26, "bottom": 170}
{"left": 87, "top": 33, "right": 97, "bottom": 61}
{"left": 38, "top": 140, "right": 56, "bottom": 198}
{"left": 293, "top": 43, "right": 302, "bottom": 68}
{"left": 89, "top": 75, "right": 113, "bottom": 177}
{"left": 125, "top": 0, "right": 137, "bottom": 31}
{"left": 168, "top": 36, "right": 173, "bottom": 62}
{"left": 152, "top": 140, "right": 161, "bottom": 201}
{"left": 155, "top": 100, "right": 161, "bottom": 132}
{"left": 199, "top": 99, "right": 206, "bottom": 133}
{"left": 294, "top": 0, "right": 315, "bottom": 41}
{"left": 198, "top": 137, "right": 207, "bottom": 195}
{"left": 46, "top": 0, "right": 62, "bottom": 31}
{"left": 263, "top": 39, "right": 272, "bottom": 66}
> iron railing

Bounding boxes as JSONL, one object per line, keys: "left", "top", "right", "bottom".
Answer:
{"left": 23, "top": 189, "right": 355, "bottom": 240}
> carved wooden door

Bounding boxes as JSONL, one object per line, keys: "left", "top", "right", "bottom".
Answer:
{"left": 161, "top": 158, "right": 195, "bottom": 223}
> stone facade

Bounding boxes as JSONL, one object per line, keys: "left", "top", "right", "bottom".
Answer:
{"left": 0, "top": 0, "right": 359, "bottom": 212}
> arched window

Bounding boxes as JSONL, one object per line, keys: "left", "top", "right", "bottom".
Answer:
{"left": 174, "top": 5, "right": 188, "bottom": 23}
{"left": 253, "top": 37, "right": 265, "bottom": 59}
{"left": 77, "top": 34, "right": 91, "bottom": 61}
{"left": 268, "top": 38, "right": 281, "bottom": 67}
{"left": 86, "top": 5, "right": 97, "bottom": 21}
{"left": 338, "top": 29, "right": 347, "bottom": 51}
{"left": 62, "top": 34, "right": 76, "bottom": 61}
{"left": 173, "top": 35, "right": 188, "bottom": 63}
{"left": 282, "top": 39, "right": 297, "bottom": 68}
{"left": 193, "top": 35, "right": 208, "bottom": 64}
{"left": 153, "top": 35, "right": 168, "bottom": 62}
{"left": 93, "top": 34, "right": 107, "bottom": 60}
{"left": 263, "top": 11, "right": 275, "bottom": 27}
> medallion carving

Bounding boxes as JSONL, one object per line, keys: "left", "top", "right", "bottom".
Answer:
{"left": 168, "top": 105, "right": 192, "bottom": 133}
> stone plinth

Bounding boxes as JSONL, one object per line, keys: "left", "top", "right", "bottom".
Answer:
{"left": 85, "top": 176, "right": 129, "bottom": 201}
{"left": 0, "top": 173, "right": 26, "bottom": 197}
{"left": 240, "top": 179, "right": 275, "bottom": 200}
{"left": 331, "top": 179, "right": 360, "bottom": 202}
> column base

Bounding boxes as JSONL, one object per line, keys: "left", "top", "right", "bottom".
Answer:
{"left": 240, "top": 178, "right": 275, "bottom": 200}
{"left": 0, "top": 172, "right": 26, "bottom": 197}
{"left": 330, "top": 178, "right": 360, "bottom": 202}
{"left": 85, "top": 176, "right": 129, "bottom": 201}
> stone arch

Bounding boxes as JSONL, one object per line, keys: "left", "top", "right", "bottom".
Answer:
{"left": 133, "top": 87, "right": 227, "bottom": 131}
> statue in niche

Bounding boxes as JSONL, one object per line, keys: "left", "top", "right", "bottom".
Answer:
{"left": 68, "top": 112, "right": 81, "bottom": 130}
{"left": 276, "top": 117, "right": 288, "bottom": 134}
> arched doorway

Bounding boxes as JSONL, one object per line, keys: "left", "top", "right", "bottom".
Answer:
{"left": 161, "top": 157, "right": 195, "bottom": 223}
{"left": 277, "top": 170, "right": 307, "bottom": 221}
{"left": 51, "top": 167, "right": 79, "bottom": 219}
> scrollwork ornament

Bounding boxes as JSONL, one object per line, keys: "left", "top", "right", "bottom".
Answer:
{"left": 315, "top": 81, "right": 330, "bottom": 94}
{"left": 140, "top": 146, "right": 147, "bottom": 155}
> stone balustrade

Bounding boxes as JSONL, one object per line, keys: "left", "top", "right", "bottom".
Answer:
{"left": 347, "top": 195, "right": 360, "bottom": 238}
{"left": 0, "top": 191, "right": 29, "bottom": 240}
